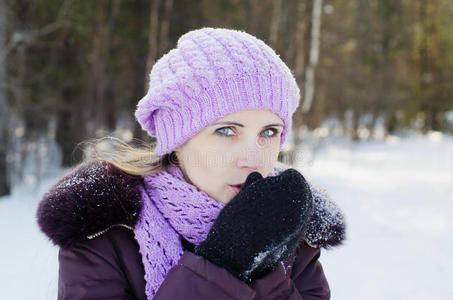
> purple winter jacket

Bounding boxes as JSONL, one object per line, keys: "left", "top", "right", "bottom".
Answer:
{"left": 37, "top": 160, "right": 346, "bottom": 300}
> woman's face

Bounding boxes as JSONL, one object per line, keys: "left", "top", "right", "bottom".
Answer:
{"left": 174, "top": 109, "right": 284, "bottom": 204}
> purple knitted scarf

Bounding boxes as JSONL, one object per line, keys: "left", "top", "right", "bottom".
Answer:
{"left": 134, "top": 164, "right": 227, "bottom": 298}
{"left": 134, "top": 164, "right": 281, "bottom": 298}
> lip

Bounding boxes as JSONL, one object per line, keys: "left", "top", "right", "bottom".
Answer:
{"left": 229, "top": 184, "right": 243, "bottom": 194}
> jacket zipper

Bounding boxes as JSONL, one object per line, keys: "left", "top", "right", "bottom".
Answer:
{"left": 86, "top": 224, "right": 134, "bottom": 239}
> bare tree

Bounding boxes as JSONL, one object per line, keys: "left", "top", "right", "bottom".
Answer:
{"left": 145, "top": 0, "right": 160, "bottom": 90}
{"left": 288, "top": 0, "right": 309, "bottom": 148}
{"left": 159, "top": 0, "right": 174, "bottom": 55}
{"left": 293, "top": 0, "right": 308, "bottom": 83}
{"left": 0, "top": 0, "right": 69, "bottom": 195}
{"left": 144, "top": 0, "right": 173, "bottom": 84}
{"left": 91, "top": 0, "right": 120, "bottom": 132}
{"left": 0, "top": 0, "right": 10, "bottom": 196}
{"left": 301, "top": 0, "right": 323, "bottom": 113}
{"left": 269, "top": 0, "right": 282, "bottom": 47}
{"left": 135, "top": 0, "right": 161, "bottom": 143}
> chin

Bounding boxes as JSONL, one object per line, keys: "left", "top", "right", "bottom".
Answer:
{"left": 216, "top": 194, "right": 231, "bottom": 204}
{"left": 216, "top": 196, "right": 228, "bottom": 204}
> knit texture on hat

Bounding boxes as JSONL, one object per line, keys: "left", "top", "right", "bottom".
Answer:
{"left": 135, "top": 27, "right": 300, "bottom": 155}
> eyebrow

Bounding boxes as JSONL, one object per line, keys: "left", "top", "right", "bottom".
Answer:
{"left": 210, "top": 121, "right": 284, "bottom": 128}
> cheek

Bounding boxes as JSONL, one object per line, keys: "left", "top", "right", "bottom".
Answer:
{"left": 187, "top": 167, "right": 228, "bottom": 202}
{"left": 258, "top": 139, "right": 280, "bottom": 163}
{"left": 263, "top": 150, "right": 280, "bottom": 172}
{"left": 185, "top": 154, "right": 225, "bottom": 186}
{"left": 198, "top": 147, "right": 234, "bottom": 169}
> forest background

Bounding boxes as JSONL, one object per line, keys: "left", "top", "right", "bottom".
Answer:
{"left": 0, "top": 0, "right": 452, "bottom": 196}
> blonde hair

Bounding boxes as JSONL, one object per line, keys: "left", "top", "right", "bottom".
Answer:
{"left": 77, "top": 136, "right": 179, "bottom": 176}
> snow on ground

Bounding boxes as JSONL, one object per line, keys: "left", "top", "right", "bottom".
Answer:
{"left": 1, "top": 132, "right": 452, "bottom": 299}
{"left": 297, "top": 132, "right": 453, "bottom": 300}
{"left": 0, "top": 171, "right": 62, "bottom": 299}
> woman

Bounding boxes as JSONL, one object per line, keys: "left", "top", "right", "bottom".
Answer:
{"left": 37, "top": 27, "right": 346, "bottom": 299}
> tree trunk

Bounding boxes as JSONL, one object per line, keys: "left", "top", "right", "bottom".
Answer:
{"left": 425, "top": 0, "right": 441, "bottom": 132}
{"left": 290, "top": 0, "right": 309, "bottom": 147}
{"left": 293, "top": 0, "right": 307, "bottom": 82}
{"left": 92, "top": 0, "right": 120, "bottom": 133}
{"left": 368, "top": 108, "right": 380, "bottom": 139}
{"left": 352, "top": 106, "right": 360, "bottom": 141}
{"left": 269, "top": 0, "right": 282, "bottom": 47}
{"left": 0, "top": 0, "right": 10, "bottom": 196}
{"left": 301, "top": 0, "right": 323, "bottom": 113}
{"left": 55, "top": 98, "right": 86, "bottom": 167}
{"left": 159, "top": 0, "right": 173, "bottom": 55}
{"left": 136, "top": 0, "right": 161, "bottom": 144}
{"left": 145, "top": 0, "right": 160, "bottom": 91}
{"left": 246, "top": 0, "right": 264, "bottom": 37}
{"left": 55, "top": 36, "right": 87, "bottom": 167}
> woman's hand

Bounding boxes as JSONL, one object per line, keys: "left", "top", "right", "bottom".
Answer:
{"left": 194, "top": 168, "right": 313, "bottom": 283}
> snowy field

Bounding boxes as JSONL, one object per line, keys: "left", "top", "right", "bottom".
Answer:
{"left": 1, "top": 132, "right": 452, "bottom": 299}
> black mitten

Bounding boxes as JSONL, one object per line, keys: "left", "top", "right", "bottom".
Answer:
{"left": 194, "top": 168, "right": 313, "bottom": 283}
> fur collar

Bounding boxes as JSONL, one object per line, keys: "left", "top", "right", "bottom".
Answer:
{"left": 37, "top": 160, "right": 346, "bottom": 249}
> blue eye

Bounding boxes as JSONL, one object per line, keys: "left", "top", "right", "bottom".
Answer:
{"left": 215, "top": 127, "right": 235, "bottom": 136}
{"left": 261, "top": 128, "right": 278, "bottom": 138}
{"left": 215, "top": 127, "right": 280, "bottom": 138}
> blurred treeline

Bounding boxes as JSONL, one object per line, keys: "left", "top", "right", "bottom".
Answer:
{"left": 0, "top": 0, "right": 452, "bottom": 195}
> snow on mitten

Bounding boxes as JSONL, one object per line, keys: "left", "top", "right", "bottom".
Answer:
{"left": 194, "top": 168, "right": 313, "bottom": 283}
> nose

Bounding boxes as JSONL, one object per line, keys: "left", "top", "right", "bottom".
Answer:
{"left": 236, "top": 140, "right": 264, "bottom": 171}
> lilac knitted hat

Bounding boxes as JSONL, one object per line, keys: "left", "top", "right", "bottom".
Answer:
{"left": 135, "top": 27, "right": 300, "bottom": 155}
